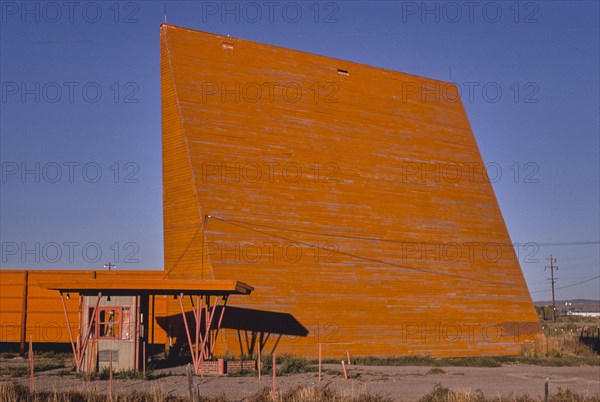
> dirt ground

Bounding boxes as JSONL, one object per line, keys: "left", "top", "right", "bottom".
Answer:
{"left": 2, "top": 363, "right": 599, "bottom": 401}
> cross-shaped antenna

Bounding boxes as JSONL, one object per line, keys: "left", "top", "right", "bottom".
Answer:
{"left": 104, "top": 262, "right": 116, "bottom": 271}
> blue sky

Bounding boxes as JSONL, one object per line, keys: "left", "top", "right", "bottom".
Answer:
{"left": 1, "top": 0, "right": 598, "bottom": 301}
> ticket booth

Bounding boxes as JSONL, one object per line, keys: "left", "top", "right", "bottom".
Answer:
{"left": 82, "top": 295, "right": 148, "bottom": 372}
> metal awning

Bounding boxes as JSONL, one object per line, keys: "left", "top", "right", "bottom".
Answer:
{"left": 38, "top": 278, "right": 253, "bottom": 296}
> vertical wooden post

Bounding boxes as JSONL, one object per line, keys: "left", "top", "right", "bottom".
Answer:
{"left": 142, "top": 341, "right": 146, "bottom": 379}
{"left": 272, "top": 352, "right": 276, "bottom": 392}
{"left": 544, "top": 378, "right": 549, "bottom": 402}
{"left": 257, "top": 342, "right": 261, "bottom": 380}
{"left": 151, "top": 295, "right": 156, "bottom": 346}
{"left": 187, "top": 364, "right": 195, "bottom": 402}
{"left": 318, "top": 343, "right": 322, "bottom": 382}
{"left": 346, "top": 350, "right": 351, "bottom": 365}
{"left": 341, "top": 360, "right": 348, "bottom": 380}
{"left": 134, "top": 295, "right": 139, "bottom": 372}
{"left": 109, "top": 351, "right": 114, "bottom": 402}
{"left": 20, "top": 271, "right": 29, "bottom": 356}
{"left": 28, "top": 337, "right": 34, "bottom": 393}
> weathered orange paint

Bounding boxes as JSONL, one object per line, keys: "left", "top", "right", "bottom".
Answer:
{"left": 1, "top": 24, "right": 539, "bottom": 358}
{"left": 160, "top": 24, "right": 539, "bottom": 357}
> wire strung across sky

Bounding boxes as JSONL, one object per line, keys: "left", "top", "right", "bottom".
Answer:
{"left": 209, "top": 216, "right": 545, "bottom": 289}
{"left": 529, "top": 276, "right": 600, "bottom": 294}
{"left": 197, "top": 215, "right": 599, "bottom": 293}
{"left": 208, "top": 217, "right": 599, "bottom": 248}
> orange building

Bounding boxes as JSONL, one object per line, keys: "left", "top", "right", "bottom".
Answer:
{"left": 0, "top": 24, "right": 539, "bottom": 358}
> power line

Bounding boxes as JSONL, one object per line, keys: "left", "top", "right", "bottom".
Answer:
{"left": 530, "top": 276, "right": 600, "bottom": 293}
{"left": 211, "top": 216, "right": 513, "bottom": 287}
{"left": 207, "top": 217, "right": 599, "bottom": 248}
{"left": 206, "top": 216, "right": 599, "bottom": 292}
{"left": 533, "top": 241, "right": 600, "bottom": 247}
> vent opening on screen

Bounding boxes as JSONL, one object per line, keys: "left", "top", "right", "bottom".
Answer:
{"left": 337, "top": 69, "right": 349, "bottom": 76}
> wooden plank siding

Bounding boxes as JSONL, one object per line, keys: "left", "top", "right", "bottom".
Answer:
{"left": 0, "top": 270, "right": 169, "bottom": 347}
{"left": 160, "top": 24, "right": 539, "bottom": 357}
{"left": 0, "top": 24, "right": 539, "bottom": 358}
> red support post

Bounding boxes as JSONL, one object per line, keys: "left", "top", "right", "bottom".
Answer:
{"left": 178, "top": 293, "right": 233, "bottom": 374}
{"left": 198, "top": 296, "right": 205, "bottom": 379}
{"left": 210, "top": 296, "right": 228, "bottom": 356}
{"left": 202, "top": 298, "right": 211, "bottom": 359}
{"left": 194, "top": 295, "right": 202, "bottom": 368}
{"left": 59, "top": 293, "right": 78, "bottom": 369}
{"left": 178, "top": 293, "right": 199, "bottom": 374}
{"left": 61, "top": 291, "right": 101, "bottom": 372}
{"left": 199, "top": 296, "right": 219, "bottom": 361}
{"left": 77, "top": 292, "right": 102, "bottom": 372}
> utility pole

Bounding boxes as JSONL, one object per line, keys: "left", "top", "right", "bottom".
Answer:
{"left": 545, "top": 255, "right": 558, "bottom": 322}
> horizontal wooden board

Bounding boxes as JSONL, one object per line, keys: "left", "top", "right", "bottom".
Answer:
{"left": 0, "top": 270, "right": 169, "bottom": 344}
{"left": 161, "top": 24, "right": 539, "bottom": 357}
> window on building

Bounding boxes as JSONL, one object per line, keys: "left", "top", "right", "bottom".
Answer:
{"left": 96, "top": 307, "right": 122, "bottom": 339}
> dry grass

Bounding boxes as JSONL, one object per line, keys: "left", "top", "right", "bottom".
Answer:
{"left": 418, "top": 383, "right": 600, "bottom": 402}
{"left": 0, "top": 382, "right": 190, "bottom": 402}
{"left": 0, "top": 360, "right": 65, "bottom": 378}
{"left": 248, "top": 386, "right": 392, "bottom": 402}
{"left": 1, "top": 382, "right": 598, "bottom": 402}
{"left": 324, "top": 356, "right": 505, "bottom": 368}
{"left": 521, "top": 333, "right": 596, "bottom": 359}
{"left": 516, "top": 332, "right": 599, "bottom": 366}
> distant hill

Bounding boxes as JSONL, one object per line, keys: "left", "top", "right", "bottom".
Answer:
{"left": 534, "top": 299, "right": 600, "bottom": 312}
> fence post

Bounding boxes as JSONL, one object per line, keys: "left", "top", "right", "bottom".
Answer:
{"left": 109, "top": 351, "right": 114, "bottom": 402}
{"left": 544, "top": 377, "right": 549, "bottom": 402}
{"left": 318, "top": 343, "right": 322, "bottom": 382}
{"left": 187, "top": 363, "right": 195, "bottom": 402}
{"left": 272, "top": 352, "right": 276, "bottom": 392}
{"left": 28, "top": 337, "right": 34, "bottom": 394}
{"left": 257, "top": 342, "right": 261, "bottom": 380}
